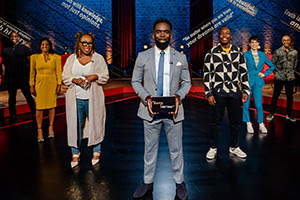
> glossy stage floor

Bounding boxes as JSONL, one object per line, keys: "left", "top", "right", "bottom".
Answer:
{"left": 0, "top": 79, "right": 299, "bottom": 200}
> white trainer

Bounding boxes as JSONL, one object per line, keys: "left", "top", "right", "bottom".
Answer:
{"left": 266, "top": 114, "right": 274, "bottom": 122}
{"left": 259, "top": 123, "right": 268, "bottom": 134}
{"left": 246, "top": 122, "right": 254, "bottom": 133}
{"left": 206, "top": 148, "right": 217, "bottom": 159}
{"left": 286, "top": 115, "right": 296, "bottom": 123}
{"left": 229, "top": 147, "right": 247, "bottom": 158}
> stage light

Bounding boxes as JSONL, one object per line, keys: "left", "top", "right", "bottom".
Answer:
{"left": 180, "top": 44, "right": 184, "bottom": 49}
{"left": 144, "top": 44, "right": 148, "bottom": 49}
{"left": 180, "top": 51, "right": 184, "bottom": 54}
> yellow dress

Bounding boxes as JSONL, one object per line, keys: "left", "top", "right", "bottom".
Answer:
{"left": 30, "top": 54, "right": 62, "bottom": 110}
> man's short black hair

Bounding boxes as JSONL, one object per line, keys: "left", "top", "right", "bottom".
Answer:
{"left": 153, "top": 18, "right": 172, "bottom": 31}
{"left": 249, "top": 36, "right": 259, "bottom": 43}
{"left": 9, "top": 31, "right": 18, "bottom": 37}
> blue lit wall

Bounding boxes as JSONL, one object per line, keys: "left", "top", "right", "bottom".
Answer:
{"left": 16, "top": 0, "right": 112, "bottom": 59}
{"left": 212, "top": 0, "right": 300, "bottom": 57}
{"left": 135, "top": 0, "right": 190, "bottom": 57}
{"left": 13, "top": 0, "right": 299, "bottom": 70}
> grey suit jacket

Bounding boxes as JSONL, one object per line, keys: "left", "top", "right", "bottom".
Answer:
{"left": 132, "top": 47, "right": 191, "bottom": 122}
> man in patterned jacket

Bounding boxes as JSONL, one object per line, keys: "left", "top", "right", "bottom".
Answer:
{"left": 203, "top": 26, "right": 250, "bottom": 159}
{"left": 266, "top": 35, "right": 298, "bottom": 123}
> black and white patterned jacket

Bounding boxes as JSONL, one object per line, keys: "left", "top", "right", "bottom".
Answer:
{"left": 203, "top": 44, "right": 250, "bottom": 98}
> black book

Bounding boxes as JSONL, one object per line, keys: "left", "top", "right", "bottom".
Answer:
{"left": 152, "top": 96, "right": 176, "bottom": 113}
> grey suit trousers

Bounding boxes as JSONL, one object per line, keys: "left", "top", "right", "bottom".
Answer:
{"left": 143, "top": 118, "right": 184, "bottom": 184}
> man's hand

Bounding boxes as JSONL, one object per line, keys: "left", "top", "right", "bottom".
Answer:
{"left": 242, "top": 93, "right": 248, "bottom": 103}
{"left": 207, "top": 96, "right": 216, "bottom": 106}
{"left": 169, "top": 94, "right": 180, "bottom": 115}
{"left": 146, "top": 95, "right": 156, "bottom": 115}
{"left": 2, "top": 64, "right": 5, "bottom": 77}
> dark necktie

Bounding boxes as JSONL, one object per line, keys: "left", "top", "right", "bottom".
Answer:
{"left": 157, "top": 51, "right": 165, "bottom": 97}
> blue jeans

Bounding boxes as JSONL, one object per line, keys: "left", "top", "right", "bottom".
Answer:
{"left": 71, "top": 99, "right": 101, "bottom": 155}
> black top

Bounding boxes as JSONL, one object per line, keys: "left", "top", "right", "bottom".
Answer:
{"left": 2, "top": 43, "right": 32, "bottom": 78}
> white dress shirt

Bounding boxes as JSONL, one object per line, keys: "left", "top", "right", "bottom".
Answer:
{"left": 154, "top": 45, "right": 170, "bottom": 96}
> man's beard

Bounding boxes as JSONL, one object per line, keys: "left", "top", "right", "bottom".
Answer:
{"left": 155, "top": 39, "right": 170, "bottom": 50}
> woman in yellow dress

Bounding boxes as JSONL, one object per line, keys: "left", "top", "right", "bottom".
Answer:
{"left": 30, "top": 38, "right": 62, "bottom": 142}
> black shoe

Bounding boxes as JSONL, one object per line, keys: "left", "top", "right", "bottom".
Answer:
{"left": 175, "top": 182, "right": 188, "bottom": 200}
{"left": 9, "top": 115, "right": 17, "bottom": 124}
{"left": 133, "top": 182, "right": 153, "bottom": 199}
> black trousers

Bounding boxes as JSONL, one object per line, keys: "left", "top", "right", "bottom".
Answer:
{"left": 270, "top": 79, "right": 294, "bottom": 116}
{"left": 209, "top": 92, "right": 241, "bottom": 148}
{"left": 5, "top": 76, "right": 36, "bottom": 117}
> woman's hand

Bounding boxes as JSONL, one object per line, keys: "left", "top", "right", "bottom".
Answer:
{"left": 56, "top": 84, "right": 61, "bottom": 94}
{"left": 30, "top": 85, "right": 36, "bottom": 96}
{"left": 83, "top": 74, "right": 98, "bottom": 86}
{"left": 258, "top": 72, "right": 265, "bottom": 78}
{"left": 72, "top": 78, "right": 87, "bottom": 87}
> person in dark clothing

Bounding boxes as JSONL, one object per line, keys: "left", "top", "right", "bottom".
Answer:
{"left": 1, "top": 32, "right": 36, "bottom": 123}
{"left": 203, "top": 26, "right": 250, "bottom": 159}
{"left": 266, "top": 35, "right": 298, "bottom": 123}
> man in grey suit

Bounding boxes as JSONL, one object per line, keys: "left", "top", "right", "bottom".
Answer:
{"left": 132, "top": 18, "right": 191, "bottom": 200}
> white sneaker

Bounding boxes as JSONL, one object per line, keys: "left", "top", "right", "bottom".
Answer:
{"left": 259, "top": 123, "right": 268, "bottom": 134}
{"left": 206, "top": 148, "right": 217, "bottom": 159}
{"left": 266, "top": 114, "right": 274, "bottom": 122}
{"left": 229, "top": 147, "right": 247, "bottom": 158}
{"left": 286, "top": 115, "right": 296, "bottom": 123}
{"left": 246, "top": 122, "right": 254, "bottom": 133}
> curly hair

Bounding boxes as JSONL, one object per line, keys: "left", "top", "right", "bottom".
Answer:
{"left": 37, "top": 37, "right": 55, "bottom": 54}
{"left": 74, "top": 32, "right": 95, "bottom": 58}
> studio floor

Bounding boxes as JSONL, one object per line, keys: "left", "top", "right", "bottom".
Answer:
{"left": 0, "top": 78, "right": 300, "bottom": 199}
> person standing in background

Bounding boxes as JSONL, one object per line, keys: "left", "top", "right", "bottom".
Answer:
{"left": 30, "top": 37, "right": 62, "bottom": 142}
{"left": 203, "top": 26, "right": 250, "bottom": 160}
{"left": 266, "top": 35, "right": 298, "bottom": 123}
{"left": 243, "top": 36, "right": 274, "bottom": 133}
{"left": 62, "top": 32, "right": 109, "bottom": 168}
{"left": 1, "top": 32, "right": 36, "bottom": 124}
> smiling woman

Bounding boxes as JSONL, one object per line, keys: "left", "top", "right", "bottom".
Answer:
{"left": 29, "top": 37, "right": 62, "bottom": 142}
{"left": 62, "top": 31, "right": 109, "bottom": 169}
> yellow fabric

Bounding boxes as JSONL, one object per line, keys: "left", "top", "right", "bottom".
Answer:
{"left": 221, "top": 46, "right": 230, "bottom": 55}
{"left": 30, "top": 54, "right": 62, "bottom": 109}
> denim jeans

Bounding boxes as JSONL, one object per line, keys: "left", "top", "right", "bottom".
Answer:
{"left": 71, "top": 99, "right": 101, "bottom": 155}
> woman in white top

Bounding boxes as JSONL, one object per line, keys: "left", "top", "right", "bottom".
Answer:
{"left": 62, "top": 32, "right": 109, "bottom": 168}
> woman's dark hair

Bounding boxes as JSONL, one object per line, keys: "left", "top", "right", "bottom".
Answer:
{"left": 249, "top": 36, "right": 259, "bottom": 43}
{"left": 37, "top": 37, "right": 55, "bottom": 54}
{"left": 153, "top": 18, "right": 172, "bottom": 31}
{"left": 74, "top": 32, "right": 95, "bottom": 58}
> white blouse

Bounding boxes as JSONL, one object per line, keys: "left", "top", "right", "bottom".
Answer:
{"left": 72, "top": 58, "right": 92, "bottom": 99}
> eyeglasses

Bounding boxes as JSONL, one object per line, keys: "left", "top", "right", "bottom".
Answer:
{"left": 80, "top": 41, "right": 93, "bottom": 47}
